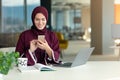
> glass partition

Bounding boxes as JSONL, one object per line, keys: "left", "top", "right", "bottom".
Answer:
{"left": 0, "top": 0, "right": 40, "bottom": 47}
{"left": 2, "top": 0, "right": 24, "bottom": 33}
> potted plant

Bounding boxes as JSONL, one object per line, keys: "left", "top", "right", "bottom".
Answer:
{"left": 0, "top": 51, "right": 19, "bottom": 79}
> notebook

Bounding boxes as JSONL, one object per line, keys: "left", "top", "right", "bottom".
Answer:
{"left": 53, "top": 47, "right": 95, "bottom": 68}
{"left": 18, "top": 63, "right": 56, "bottom": 73}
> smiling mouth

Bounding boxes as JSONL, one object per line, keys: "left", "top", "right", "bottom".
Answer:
{"left": 38, "top": 26, "right": 44, "bottom": 29}
{"left": 38, "top": 25, "right": 42, "bottom": 28}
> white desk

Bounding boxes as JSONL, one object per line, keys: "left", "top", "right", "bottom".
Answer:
{"left": 4, "top": 61, "right": 120, "bottom": 80}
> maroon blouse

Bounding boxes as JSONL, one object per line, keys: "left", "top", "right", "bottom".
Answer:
{"left": 15, "top": 28, "right": 60, "bottom": 65}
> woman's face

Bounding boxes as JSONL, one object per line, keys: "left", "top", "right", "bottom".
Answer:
{"left": 34, "top": 13, "right": 47, "bottom": 30}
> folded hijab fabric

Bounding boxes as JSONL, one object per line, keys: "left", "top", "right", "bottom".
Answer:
{"left": 31, "top": 6, "right": 48, "bottom": 35}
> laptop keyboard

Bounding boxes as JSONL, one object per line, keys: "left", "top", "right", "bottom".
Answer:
{"left": 61, "top": 62, "right": 72, "bottom": 67}
{"left": 53, "top": 62, "right": 72, "bottom": 67}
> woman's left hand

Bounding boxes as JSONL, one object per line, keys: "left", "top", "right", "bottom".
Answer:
{"left": 37, "top": 39, "right": 52, "bottom": 58}
{"left": 37, "top": 39, "right": 48, "bottom": 50}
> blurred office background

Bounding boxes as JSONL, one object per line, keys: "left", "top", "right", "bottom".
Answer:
{"left": 0, "top": 0, "right": 90, "bottom": 52}
{"left": 0, "top": 0, "right": 117, "bottom": 61}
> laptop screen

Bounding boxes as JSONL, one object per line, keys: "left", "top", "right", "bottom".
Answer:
{"left": 71, "top": 47, "right": 95, "bottom": 67}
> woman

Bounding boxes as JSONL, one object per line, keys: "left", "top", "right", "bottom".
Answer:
{"left": 15, "top": 6, "right": 60, "bottom": 66}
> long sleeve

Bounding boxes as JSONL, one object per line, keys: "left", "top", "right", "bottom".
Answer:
{"left": 52, "top": 34, "right": 60, "bottom": 61}
{"left": 45, "top": 31, "right": 60, "bottom": 64}
{"left": 15, "top": 29, "right": 60, "bottom": 65}
{"left": 15, "top": 31, "right": 35, "bottom": 65}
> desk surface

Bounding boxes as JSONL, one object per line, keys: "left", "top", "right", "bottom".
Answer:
{"left": 4, "top": 61, "right": 120, "bottom": 80}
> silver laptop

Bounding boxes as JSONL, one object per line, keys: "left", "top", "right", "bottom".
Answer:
{"left": 54, "top": 47, "right": 95, "bottom": 68}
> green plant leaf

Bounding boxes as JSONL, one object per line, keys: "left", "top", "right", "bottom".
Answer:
{"left": 0, "top": 51, "right": 20, "bottom": 75}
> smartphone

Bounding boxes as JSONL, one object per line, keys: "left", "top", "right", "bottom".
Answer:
{"left": 38, "top": 35, "right": 45, "bottom": 42}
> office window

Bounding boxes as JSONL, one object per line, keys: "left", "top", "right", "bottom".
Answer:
{"left": 53, "top": 9, "right": 81, "bottom": 40}
{"left": 56, "top": 10, "right": 64, "bottom": 31}
{"left": 1, "top": 0, "right": 40, "bottom": 33}
{"left": 0, "top": 0, "right": 40, "bottom": 47}
{"left": 2, "top": 0, "right": 24, "bottom": 33}
{"left": 69, "top": 10, "right": 81, "bottom": 29}
{"left": 26, "top": 0, "right": 40, "bottom": 29}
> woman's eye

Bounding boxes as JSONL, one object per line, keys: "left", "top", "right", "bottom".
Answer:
{"left": 42, "top": 18, "right": 46, "bottom": 21}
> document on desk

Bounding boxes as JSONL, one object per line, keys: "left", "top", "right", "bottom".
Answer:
{"left": 18, "top": 63, "right": 56, "bottom": 73}
{"left": 34, "top": 63, "right": 56, "bottom": 71}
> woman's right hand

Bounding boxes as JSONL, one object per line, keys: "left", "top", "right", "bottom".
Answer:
{"left": 29, "top": 40, "right": 38, "bottom": 52}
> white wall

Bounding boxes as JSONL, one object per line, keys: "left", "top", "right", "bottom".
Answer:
{"left": 102, "top": 0, "right": 114, "bottom": 54}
